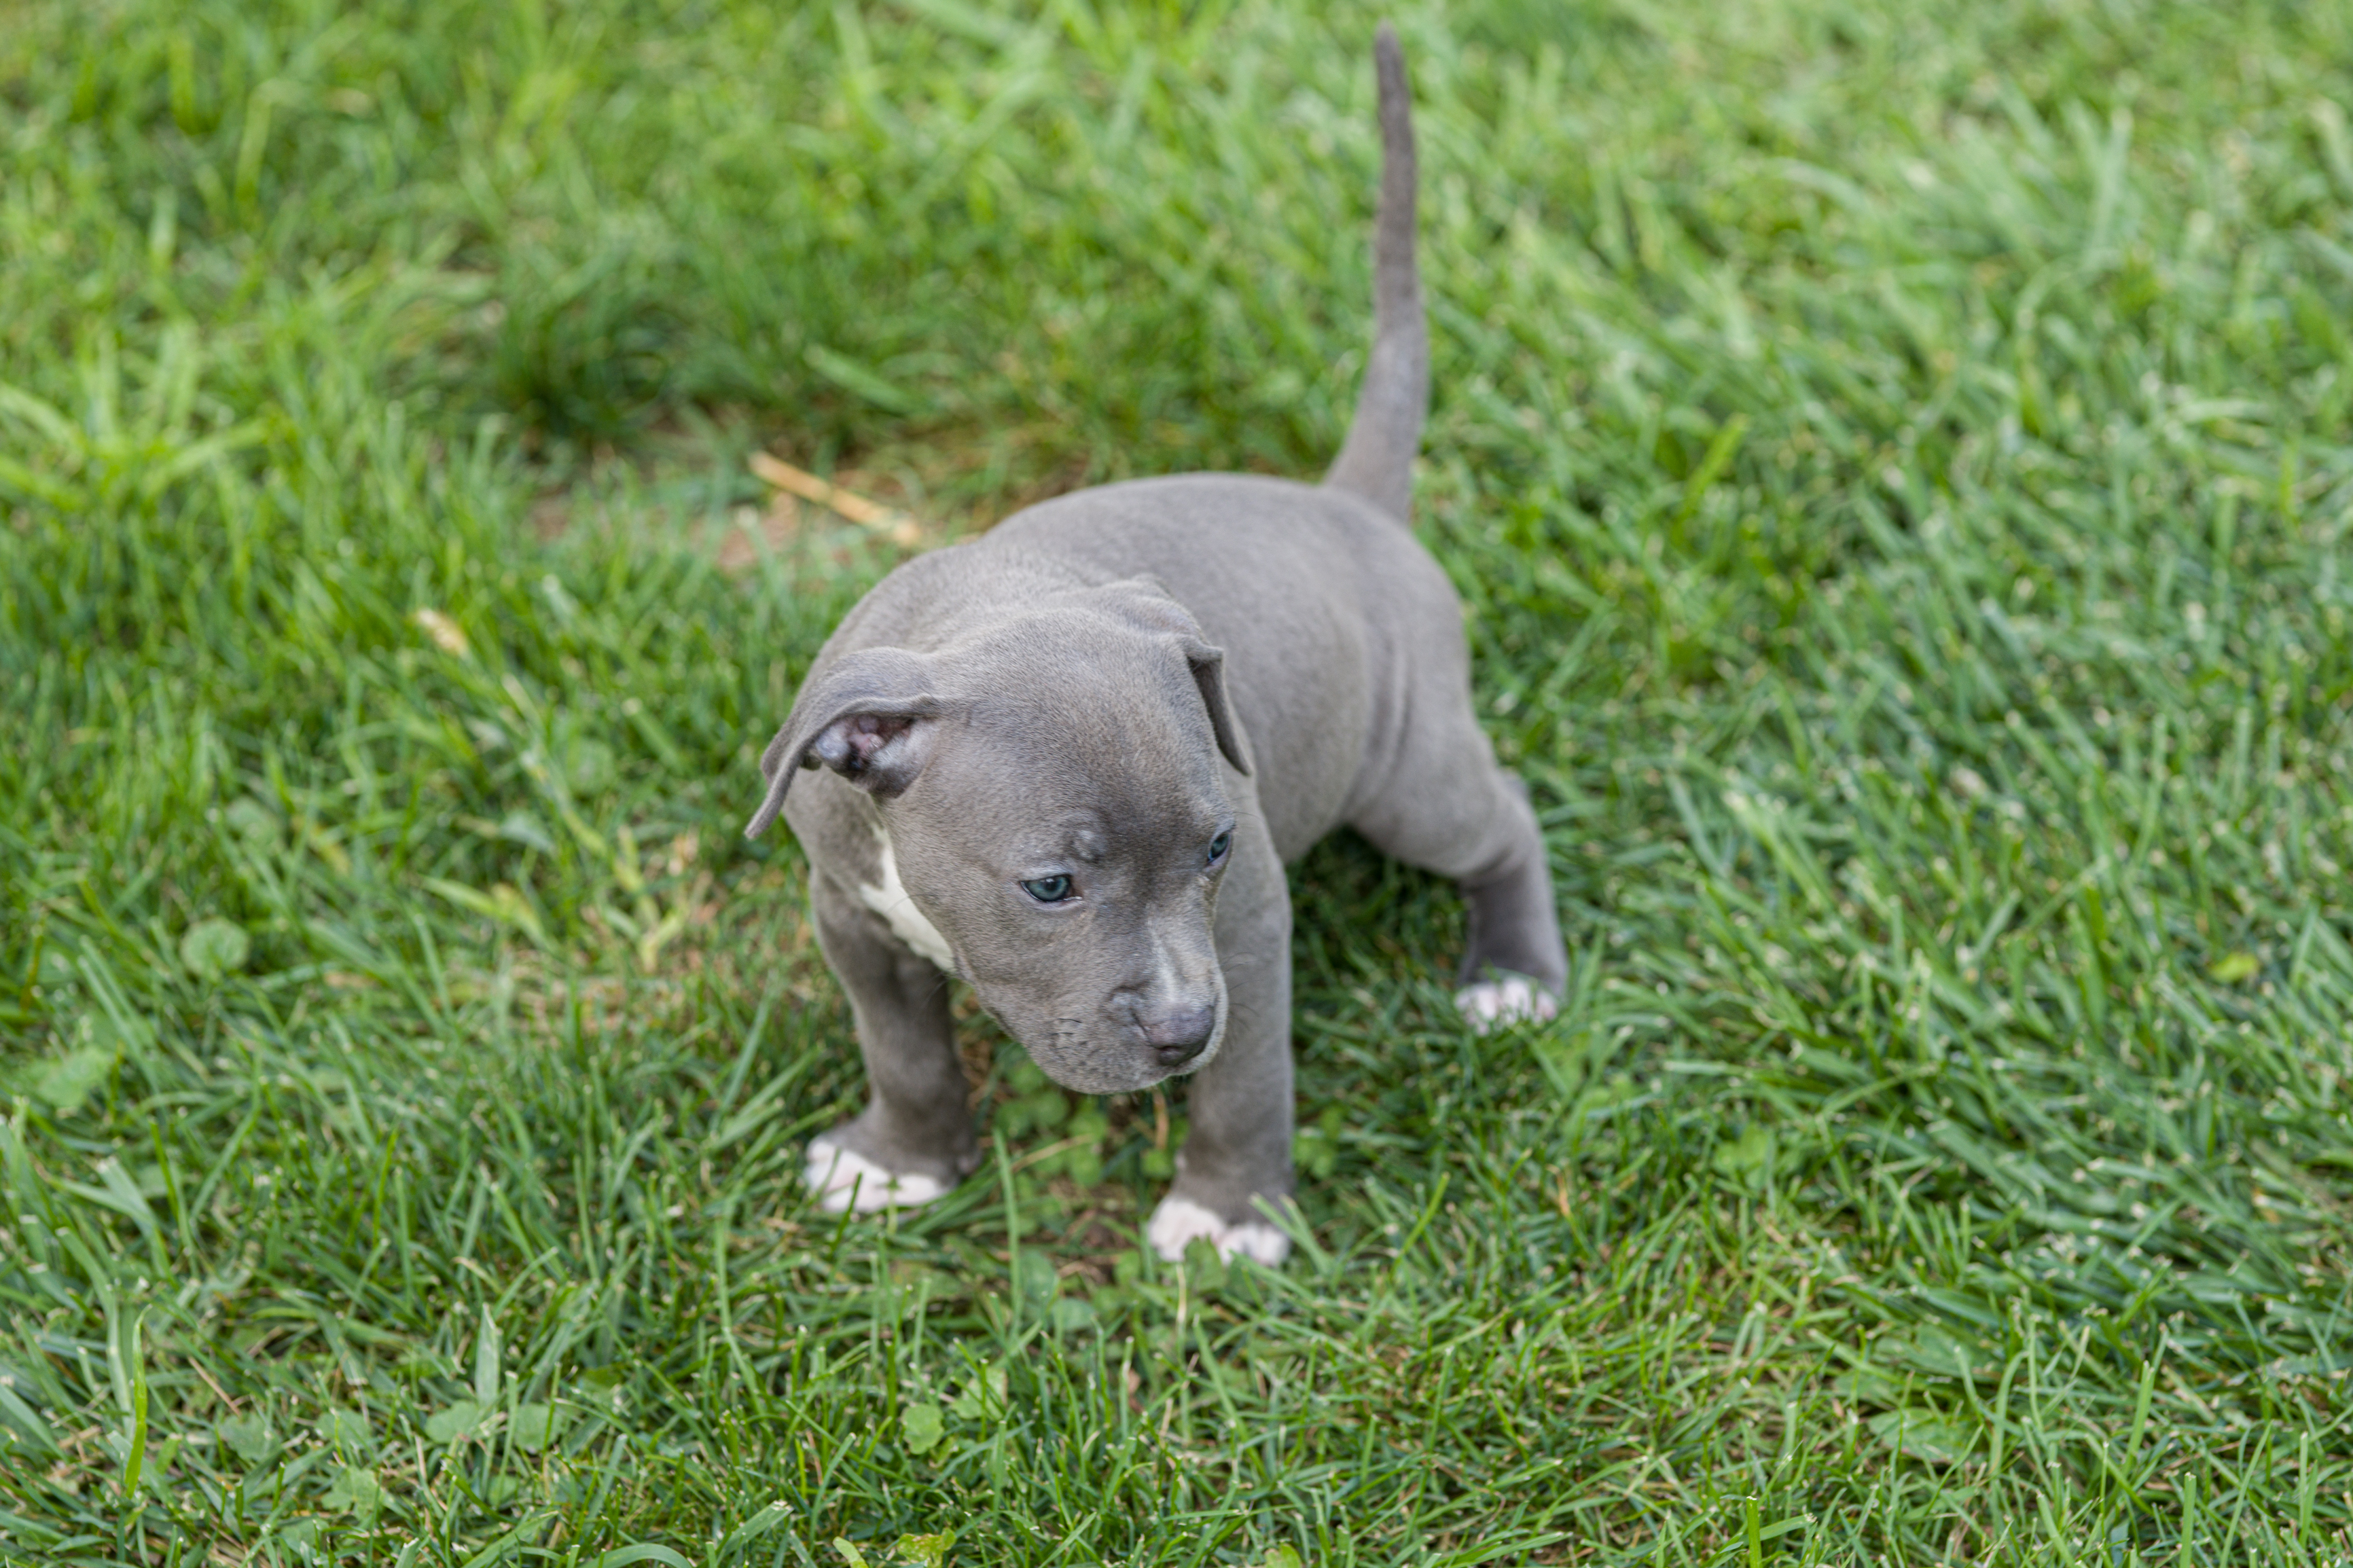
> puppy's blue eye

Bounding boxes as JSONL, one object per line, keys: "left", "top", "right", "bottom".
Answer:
{"left": 1207, "top": 831, "right": 1232, "bottom": 864}
{"left": 1022, "top": 875, "right": 1075, "bottom": 903}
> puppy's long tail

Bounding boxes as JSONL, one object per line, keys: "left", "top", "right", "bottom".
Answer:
{"left": 1321, "top": 23, "right": 1426, "bottom": 524}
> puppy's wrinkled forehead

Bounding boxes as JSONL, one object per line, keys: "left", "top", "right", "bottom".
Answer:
{"left": 915, "top": 615, "right": 1230, "bottom": 831}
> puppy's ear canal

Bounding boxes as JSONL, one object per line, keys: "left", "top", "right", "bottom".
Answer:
{"left": 1182, "top": 639, "right": 1250, "bottom": 776}
{"left": 744, "top": 648, "right": 945, "bottom": 839}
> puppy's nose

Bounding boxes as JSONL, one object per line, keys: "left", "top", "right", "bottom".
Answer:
{"left": 1140, "top": 1002, "right": 1215, "bottom": 1067}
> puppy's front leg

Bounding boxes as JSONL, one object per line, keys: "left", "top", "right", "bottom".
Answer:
{"left": 1147, "top": 810, "right": 1295, "bottom": 1266}
{"left": 804, "top": 869, "right": 979, "bottom": 1210}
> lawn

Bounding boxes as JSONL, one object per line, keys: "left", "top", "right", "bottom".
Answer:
{"left": 5, "top": 0, "right": 2353, "bottom": 1563}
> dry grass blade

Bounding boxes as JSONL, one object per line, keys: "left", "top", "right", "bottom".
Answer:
{"left": 749, "top": 452, "right": 922, "bottom": 546}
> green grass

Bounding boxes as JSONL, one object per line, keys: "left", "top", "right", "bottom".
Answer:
{"left": 5, "top": 0, "right": 2353, "bottom": 1562}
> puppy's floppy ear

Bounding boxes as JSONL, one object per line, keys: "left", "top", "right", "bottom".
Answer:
{"left": 743, "top": 647, "right": 946, "bottom": 839}
{"left": 1179, "top": 637, "right": 1250, "bottom": 777}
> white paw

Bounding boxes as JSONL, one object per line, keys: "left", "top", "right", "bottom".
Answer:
{"left": 804, "top": 1137, "right": 946, "bottom": 1214}
{"left": 1146, "top": 1196, "right": 1291, "bottom": 1266}
{"left": 1454, "top": 975, "right": 1559, "bottom": 1033}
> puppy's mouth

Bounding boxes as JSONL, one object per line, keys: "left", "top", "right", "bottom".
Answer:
{"left": 1017, "top": 987, "right": 1228, "bottom": 1095}
{"left": 1136, "top": 987, "right": 1228, "bottom": 1082}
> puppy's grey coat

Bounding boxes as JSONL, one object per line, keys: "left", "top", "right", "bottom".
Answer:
{"left": 746, "top": 27, "right": 1566, "bottom": 1261}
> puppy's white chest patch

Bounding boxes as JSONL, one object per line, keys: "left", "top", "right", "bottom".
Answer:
{"left": 857, "top": 828, "right": 956, "bottom": 971}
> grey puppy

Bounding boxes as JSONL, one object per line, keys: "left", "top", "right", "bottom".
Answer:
{"left": 744, "top": 26, "right": 1566, "bottom": 1264}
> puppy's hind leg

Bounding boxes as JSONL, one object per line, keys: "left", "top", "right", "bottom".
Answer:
{"left": 1349, "top": 692, "right": 1568, "bottom": 1030}
{"left": 803, "top": 870, "right": 980, "bottom": 1211}
{"left": 1447, "top": 771, "right": 1568, "bottom": 1029}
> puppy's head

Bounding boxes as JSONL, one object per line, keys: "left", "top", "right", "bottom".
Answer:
{"left": 746, "top": 581, "right": 1251, "bottom": 1094}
